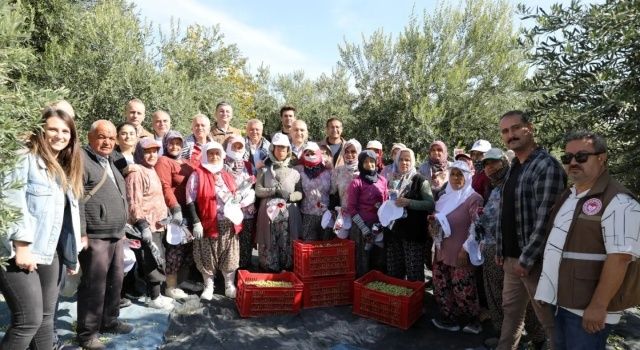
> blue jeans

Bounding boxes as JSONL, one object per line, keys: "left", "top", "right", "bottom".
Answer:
{"left": 554, "top": 306, "right": 613, "bottom": 350}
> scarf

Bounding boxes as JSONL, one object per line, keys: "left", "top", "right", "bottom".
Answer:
{"left": 391, "top": 148, "right": 417, "bottom": 195}
{"left": 358, "top": 150, "right": 379, "bottom": 184}
{"left": 429, "top": 140, "right": 449, "bottom": 169}
{"left": 201, "top": 141, "right": 225, "bottom": 174}
{"left": 435, "top": 160, "right": 476, "bottom": 237}
{"left": 340, "top": 139, "right": 362, "bottom": 173}
{"left": 162, "top": 130, "right": 184, "bottom": 160}
{"left": 488, "top": 159, "right": 510, "bottom": 186}
{"left": 266, "top": 144, "right": 291, "bottom": 178}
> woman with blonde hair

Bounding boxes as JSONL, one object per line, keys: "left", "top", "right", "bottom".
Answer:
{"left": 0, "top": 108, "right": 83, "bottom": 349}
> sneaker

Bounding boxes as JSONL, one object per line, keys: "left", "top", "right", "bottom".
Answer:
{"left": 462, "top": 322, "right": 482, "bottom": 334}
{"left": 78, "top": 337, "right": 106, "bottom": 350}
{"left": 119, "top": 297, "right": 132, "bottom": 308}
{"left": 200, "top": 285, "right": 214, "bottom": 301}
{"left": 100, "top": 320, "right": 134, "bottom": 335}
{"left": 432, "top": 318, "right": 460, "bottom": 332}
{"left": 166, "top": 287, "right": 189, "bottom": 300}
{"left": 146, "top": 295, "right": 175, "bottom": 310}
{"left": 224, "top": 285, "right": 237, "bottom": 298}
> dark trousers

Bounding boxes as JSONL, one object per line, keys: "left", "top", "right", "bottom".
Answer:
{"left": 0, "top": 254, "right": 60, "bottom": 350}
{"left": 76, "top": 237, "right": 124, "bottom": 342}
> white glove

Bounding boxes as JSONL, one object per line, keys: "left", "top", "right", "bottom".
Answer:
{"left": 193, "top": 222, "right": 204, "bottom": 240}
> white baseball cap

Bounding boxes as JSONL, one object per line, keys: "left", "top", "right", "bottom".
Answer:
{"left": 271, "top": 132, "right": 291, "bottom": 147}
{"left": 366, "top": 140, "right": 383, "bottom": 150}
{"left": 470, "top": 139, "right": 491, "bottom": 153}
{"left": 303, "top": 141, "right": 320, "bottom": 153}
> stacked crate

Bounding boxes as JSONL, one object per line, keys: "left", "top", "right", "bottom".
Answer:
{"left": 293, "top": 239, "right": 356, "bottom": 308}
{"left": 352, "top": 270, "right": 425, "bottom": 329}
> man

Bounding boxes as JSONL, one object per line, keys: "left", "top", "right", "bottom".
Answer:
{"left": 182, "top": 113, "right": 212, "bottom": 161}
{"left": 244, "top": 119, "right": 270, "bottom": 175}
{"left": 470, "top": 139, "right": 493, "bottom": 201}
{"left": 495, "top": 110, "right": 566, "bottom": 350}
{"left": 290, "top": 119, "right": 309, "bottom": 164}
{"left": 210, "top": 101, "right": 241, "bottom": 145}
{"left": 271, "top": 105, "right": 296, "bottom": 141}
{"left": 318, "top": 117, "right": 346, "bottom": 167}
{"left": 535, "top": 131, "right": 640, "bottom": 349}
{"left": 77, "top": 120, "right": 132, "bottom": 350}
{"left": 152, "top": 110, "right": 171, "bottom": 155}
{"left": 124, "top": 98, "right": 153, "bottom": 138}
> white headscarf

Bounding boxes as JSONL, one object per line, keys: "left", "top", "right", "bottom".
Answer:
{"left": 201, "top": 141, "right": 225, "bottom": 173}
{"left": 225, "top": 135, "right": 246, "bottom": 161}
{"left": 435, "top": 160, "right": 476, "bottom": 237}
{"left": 390, "top": 148, "right": 417, "bottom": 194}
{"left": 341, "top": 139, "right": 362, "bottom": 171}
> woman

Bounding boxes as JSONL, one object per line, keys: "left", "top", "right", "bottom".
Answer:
{"left": 365, "top": 140, "right": 384, "bottom": 173}
{"left": 224, "top": 135, "right": 256, "bottom": 270}
{"left": 385, "top": 147, "right": 435, "bottom": 282}
{"left": 295, "top": 142, "right": 332, "bottom": 241}
{"left": 113, "top": 122, "right": 138, "bottom": 175}
{"left": 418, "top": 140, "right": 451, "bottom": 194}
{"left": 186, "top": 141, "right": 242, "bottom": 300}
{"left": 255, "top": 133, "right": 303, "bottom": 272}
{"left": 154, "top": 130, "right": 196, "bottom": 300}
{"left": 345, "top": 150, "right": 388, "bottom": 277}
{"left": 430, "top": 161, "right": 483, "bottom": 333}
{"left": 125, "top": 138, "right": 174, "bottom": 310}
{"left": 380, "top": 142, "right": 406, "bottom": 180}
{"left": 0, "top": 109, "right": 83, "bottom": 349}
{"left": 330, "top": 139, "right": 361, "bottom": 238}
{"left": 466, "top": 149, "right": 545, "bottom": 347}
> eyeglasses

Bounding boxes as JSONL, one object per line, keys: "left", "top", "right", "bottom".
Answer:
{"left": 560, "top": 151, "right": 603, "bottom": 164}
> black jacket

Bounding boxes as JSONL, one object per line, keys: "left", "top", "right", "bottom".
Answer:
{"left": 79, "top": 146, "right": 128, "bottom": 239}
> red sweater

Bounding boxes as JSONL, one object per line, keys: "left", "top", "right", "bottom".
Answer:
{"left": 193, "top": 165, "right": 241, "bottom": 238}
{"left": 155, "top": 156, "right": 196, "bottom": 209}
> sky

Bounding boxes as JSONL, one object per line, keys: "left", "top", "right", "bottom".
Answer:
{"left": 131, "top": 0, "right": 591, "bottom": 79}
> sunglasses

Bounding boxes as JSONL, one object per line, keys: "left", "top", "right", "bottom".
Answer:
{"left": 560, "top": 151, "right": 603, "bottom": 164}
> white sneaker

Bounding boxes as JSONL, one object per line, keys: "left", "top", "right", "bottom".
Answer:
{"left": 224, "top": 285, "right": 237, "bottom": 298}
{"left": 200, "top": 285, "right": 214, "bottom": 301}
{"left": 166, "top": 287, "right": 189, "bottom": 300}
{"left": 147, "top": 295, "right": 174, "bottom": 310}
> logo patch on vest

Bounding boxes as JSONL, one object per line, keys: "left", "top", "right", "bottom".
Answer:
{"left": 582, "top": 198, "right": 603, "bottom": 216}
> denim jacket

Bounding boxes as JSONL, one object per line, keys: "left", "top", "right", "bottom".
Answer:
{"left": 1, "top": 151, "right": 82, "bottom": 269}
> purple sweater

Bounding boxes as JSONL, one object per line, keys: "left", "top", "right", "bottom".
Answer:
{"left": 345, "top": 177, "right": 388, "bottom": 225}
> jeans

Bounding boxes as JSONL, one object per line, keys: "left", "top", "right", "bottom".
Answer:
{"left": 0, "top": 254, "right": 60, "bottom": 350}
{"left": 554, "top": 307, "right": 612, "bottom": 350}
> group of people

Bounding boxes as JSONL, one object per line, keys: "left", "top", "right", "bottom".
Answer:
{"left": 0, "top": 99, "right": 638, "bottom": 350}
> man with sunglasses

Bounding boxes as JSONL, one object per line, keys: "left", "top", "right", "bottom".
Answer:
{"left": 495, "top": 110, "right": 566, "bottom": 350}
{"left": 535, "top": 131, "right": 640, "bottom": 349}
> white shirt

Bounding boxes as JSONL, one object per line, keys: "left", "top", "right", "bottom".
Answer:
{"left": 535, "top": 188, "right": 640, "bottom": 324}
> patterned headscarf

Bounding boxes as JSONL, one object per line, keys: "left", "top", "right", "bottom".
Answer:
{"left": 162, "top": 130, "right": 184, "bottom": 160}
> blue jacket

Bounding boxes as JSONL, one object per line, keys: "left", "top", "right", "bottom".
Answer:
{"left": 1, "top": 151, "right": 82, "bottom": 269}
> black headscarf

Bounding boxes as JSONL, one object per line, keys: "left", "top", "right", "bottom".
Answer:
{"left": 358, "top": 150, "right": 379, "bottom": 184}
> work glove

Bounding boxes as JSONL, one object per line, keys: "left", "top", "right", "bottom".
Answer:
{"left": 193, "top": 222, "right": 204, "bottom": 240}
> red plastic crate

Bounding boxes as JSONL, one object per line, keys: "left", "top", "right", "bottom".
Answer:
{"left": 293, "top": 239, "right": 355, "bottom": 279}
{"left": 236, "top": 270, "right": 304, "bottom": 318}
{"left": 302, "top": 274, "right": 355, "bottom": 309}
{"left": 352, "top": 270, "right": 425, "bottom": 329}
